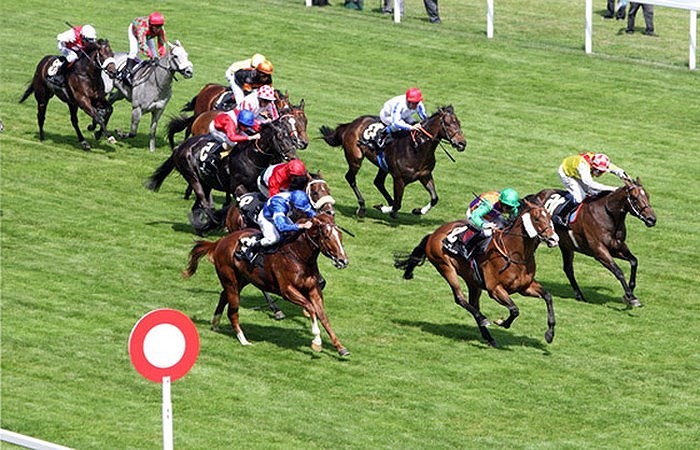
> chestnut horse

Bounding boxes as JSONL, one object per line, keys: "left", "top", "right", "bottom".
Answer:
{"left": 535, "top": 178, "right": 656, "bottom": 307}
{"left": 319, "top": 105, "right": 467, "bottom": 219}
{"left": 19, "top": 39, "right": 118, "bottom": 150}
{"left": 182, "top": 213, "right": 350, "bottom": 356}
{"left": 145, "top": 120, "right": 297, "bottom": 235}
{"left": 394, "top": 198, "right": 559, "bottom": 347}
{"left": 223, "top": 172, "right": 337, "bottom": 320}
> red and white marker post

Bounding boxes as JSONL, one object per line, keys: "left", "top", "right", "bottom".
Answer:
{"left": 129, "top": 309, "right": 199, "bottom": 450}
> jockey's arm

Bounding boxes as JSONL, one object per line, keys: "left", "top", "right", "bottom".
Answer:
{"left": 608, "top": 162, "right": 629, "bottom": 180}
{"left": 416, "top": 102, "right": 427, "bottom": 120}
{"left": 156, "top": 29, "right": 167, "bottom": 57}
{"left": 272, "top": 212, "right": 299, "bottom": 233}
{"left": 578, "top": 161, "right": 616, "bottom": 193}
{"left": 468, "top": 200, "right": 493, "bottom": 230}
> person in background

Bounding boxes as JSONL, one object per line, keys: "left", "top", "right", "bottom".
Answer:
{"left": 49, "top": 24, "right": 98, "bottom": 84}
{"left": 424, "top": 0, "right": 441, "bottom": 24}
{"left": 120, "top": 12, "right": 168, "bottom": 86}
{"left": 626, "top": 2, "right": 656, "bottom": 36}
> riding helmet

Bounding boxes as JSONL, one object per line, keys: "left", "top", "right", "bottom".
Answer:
{"left": 287, "top": 159, "right": 307, "bottom": 176}
{"left": 251, "top": 53, "right": 266, "bottom": 68}
{"left": 590, "top": 153, "right": 611, "bottom": 172}
{"left": 237, "top": 109, "right": 256, "bottom": 127}
{"left": 405, "top": 87, "right": 423, "bottom": 103}
{"left": 81, "top": 25, "right": 97, "bottom": 41}
{"left": 257, "top": 85, "right": 276, "bottom": 101}
{"left": 256, "top": 60, "right": 274, "bottom": 75}
{"left": 290, "top": 190, "right": 310, "bottom": 205}
{"left": 149, "top": 11, "right": 165, "bottom": 26}
{"left": 499, "top": 188, "right": 520, "bottom": 208}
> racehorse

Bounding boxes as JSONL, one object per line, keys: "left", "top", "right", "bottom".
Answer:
{"left": 535, "top": 178, "right": 656, "bottom": 307}
{"left": 145, "top": 120, "right": 297, "bottom": 235}
{"left": 394, "top": 197, "right": 559, "bottom": 347}
{"left": 167, "top": 88, "right": 308, "bottom": 151}
{"left": 182, "top": 213, "right": 350, "bottom": 356}
{"left": 319, "top": 105, "right": 467, "bottom": 219}
{"left": 222, "top": 172, "right": 337, "bottom": 320}
{"left": 104, "top": 40, "right": 193, "bottom": 152}
{"left": 20, "top": 39, "right": 118, "bottom": 150}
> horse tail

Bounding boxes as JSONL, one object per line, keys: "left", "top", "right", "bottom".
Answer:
{"left": 181, "top": 94, "right": 197, "bottom": 112}
{"left": 167, "top": 114, "right": 195, "bottom": 149}
{"left": 393, "top": 234, "right": 430, "bottom": 280}
{"left": 145, "top": 153, "right": 176, "bottom": 192}
{"left": 182, "top": 240, "right": 217, "bottom": 278}
{"left": 319, "top": 125, "right": 343, "bottom": 147}
{"left": 19, "top": 84, "right": 34, "bottom": 103}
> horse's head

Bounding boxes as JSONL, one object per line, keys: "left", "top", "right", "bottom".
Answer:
{"left": 261, "top": 120, "right": 298, "bottom": 161}
{"left": 167, "top": 40, "right": 194, "bottom": 79}
{"left": 306, "top": 173, "right": 336, "bottom": 216}
{"left": 279, "top": 99, "right": 308, "bottom": 150}
{"left": 92, "top": 39, "right": 117, "bottom": 78}
{"left": 433, "top": 105, "right": 467, "bottom": 151}
{"left": 306, "top": 214, "right": 348, "bottom": 269}
{"left": 519, "top": 198, "right": 559, "bottom": 248}
{"left": 624, "top": 178, "right": 656, "bottom": 227}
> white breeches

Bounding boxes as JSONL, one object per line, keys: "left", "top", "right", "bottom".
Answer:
{"left": 558, "top": 165, "right": 586, "bottom": 203}
{"left": 257, "top": 211, "right": 281, "bottom": 246}
{"left": 57, "top": 44, "right": 79, "bottom": 63}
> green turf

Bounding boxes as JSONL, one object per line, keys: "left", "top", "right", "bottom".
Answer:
{"left": 2, "top": 1, "right": 699, "bottom": 448}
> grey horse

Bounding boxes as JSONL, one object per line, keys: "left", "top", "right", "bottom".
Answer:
{"left": 103, "top": 40, "right": 193, "bottom": 152}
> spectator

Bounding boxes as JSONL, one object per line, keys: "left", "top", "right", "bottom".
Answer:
{"left": 626, "top": 2, "right": 656, "bottom": 36}
{"left": 424, "top": 0, "right": 441, "bottom": 23}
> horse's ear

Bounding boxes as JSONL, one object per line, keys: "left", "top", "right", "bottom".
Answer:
{"left": 174, "top": 39, "right": 182, "bottom": 47}
{"left": 299, "top": 99, "right": 305, "bottom": 110}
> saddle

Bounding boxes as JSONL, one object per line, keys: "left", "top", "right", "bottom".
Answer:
{"left": 357, "top": 119, "right": 385, "bottom": 151}
{"left": 213, "top": 90, "right": 236, "bottom": 111}
{"left": 237, "top": 192, "right": 267, "bottom": 227}
{"left": 442, "top": 225, "right": 491, "bottom": 262}
{"left": 197, "top": 140, "right": 228, "bottom": 179}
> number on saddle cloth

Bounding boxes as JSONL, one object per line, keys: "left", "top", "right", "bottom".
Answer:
{"left": 237, "top": 192, "right": 266, "bottom": 227}
{"left": 359, "top": 122, "right": 385, "bottom": 148}
{"left": 198, "top": 141, "right": 223, "bottom": 177}
{"left": 544, "top": 191, "right": 574, "bottom": 226}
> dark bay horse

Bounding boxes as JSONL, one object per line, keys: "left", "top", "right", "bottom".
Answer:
{"left": 535, "top": 178, "right": 656, "bottom": 307}
{"left": 145, "top": 120, "right": 297, "bottom": 234}
{"left": 394, "top": 198, "right": 559, "bottom": 347}
{"left": 223, "top": 173, "right": 337, "bottom": 320}
{"left": 105, "top": 41, "right": 194, "bottom": 152}
{"left": 20, "top": 39, "right": 118, "bottom": 150}
{"left": 319, "top": 105, "right": 467, "bottom": 218}
{"left": 182, "top": 213, "right": 350, "bottom": 356}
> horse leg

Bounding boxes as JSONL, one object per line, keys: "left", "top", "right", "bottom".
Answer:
{"left": 37, "top": 98, "right": 49, "bottom": 141}
{"left": 211, "top": 291, "right": 228, "bottom": 331}
{"left": 262, "top": 291, "right": 285, "bottom": 320}
{"left": 612, "top": 243, "right": 640, "bottom": 305}
{"left": 344, "top": 166, "right": 366, "bottom": 218}
{"left": 521, "top": 281, "right": 556, "bottom": 344}
{"left": 561, "top": 246, "right": 586, "bottom": 302}
{"left": 67, "top": 103, "right": 90, "bottom": 150}
{"left": 222, "top": 281, "right": 250, "bottom": 345}
{"left": 149, "top": 108, "right": 165, "bottom": 153}
{"left": 311, "top": 291, "right": 349, "bottom": 357}
{"left": 466, "top": 283, "right": 498, "bottom": 347}
{"left": 372, "top": 170, "right": 398, "bottom": 217}
{"left": 594, "top": 248, "right": 641, "bottom": 307}
{"left": 412, "top": 175, "right": 438, "bottom": 216}
{"left": 488, "top": 285, "right": 520, "bottom": 329}
{"left": 118, "top": 106, "right": 141, "bottom": 139}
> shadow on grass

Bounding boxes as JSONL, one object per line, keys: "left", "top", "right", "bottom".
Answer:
{"left": 542, "top": 280, "right": 641, "bottom": 313}
{"left": 333, "top": 202, "right": 446, "bottom": 228}
{"left": 27, "top": 130, "right": 118, "bottom": 153}
{"left": 394, "top": 318, "right": 552, "bottom": 354}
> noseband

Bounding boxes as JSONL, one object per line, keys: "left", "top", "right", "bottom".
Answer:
{"left": 306, "top": 179, "right": 336, "bottom": 211}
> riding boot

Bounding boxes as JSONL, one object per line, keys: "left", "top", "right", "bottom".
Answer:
{"left": 457, "top": 228, "right": 481, "bottom": 260}
{"left": 375, "top": 127, "right": 391, "bottom": 149}
{"left": 119, "top": 58, "right": 137, "bottom": 87}
{"left": 554, "top": 197, "right": 577, "bottom": 228}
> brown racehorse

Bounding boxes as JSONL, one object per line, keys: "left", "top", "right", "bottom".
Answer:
{"left": 19, "top": 39, "right": 118, "bottom": 150}
{"left": 535, "top": 178, "right": 656, "bottom": 307}
{"left": 223, "top": 172, "right": 337, "bottom": 320}
{"left": 319, "top": 105, "right": 467, "bottom": 219}
{"left": 182, "top": 213, "right": 350, "bottom": 356}
{"left": 394, "top": 198, "right": 559, "bottom": 347}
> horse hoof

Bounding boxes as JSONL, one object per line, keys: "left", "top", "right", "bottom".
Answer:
{"left": 87, "top": 123, "right": 95, "bottom": 132}
{"left": 107, "top": 135, "right": 117, "bottom": 145}
{"left": 494, "top": 318, "right": 504, "bottom": 327}
{"left": 411, "top": 208, "right": 422, "bottom": 215}
{"left": 338, "top": 348, "right": 350, "bottom": 357}
{"left": 545, "top": 330, "right": 554, "bottom": 343}
{"left": 624, "top": 296, "right": 643, "bottom": 308}
{"left": 81, "top": 141, "right": 91, "bottom": 151}
{"left": 311, "top": 342, "right": 323, "bottom": 352}
{"left": 488, "top": 340, "right": 499, "bottom": 348}
{"left": 273, "top": 310, "right": 286, "bottom": 320}
{"left": 356, "top": 207, "right": 366, "bottom": 218}
{"left": 302, "top": 309, "right": 311, "bottom": 318}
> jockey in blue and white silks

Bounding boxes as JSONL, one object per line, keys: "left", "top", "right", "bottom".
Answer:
{"left": 237, "top": 190, "right": 316, "bottom": 261}
{"left": 375, "top": 87, "right": 427, "bottom": 148}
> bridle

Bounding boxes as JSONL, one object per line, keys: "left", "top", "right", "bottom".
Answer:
{"left": 492, "top": 207, "right": 554, "bottom": 270}
{"left": 306, "top": 179, "right": 336, "bottom": 212}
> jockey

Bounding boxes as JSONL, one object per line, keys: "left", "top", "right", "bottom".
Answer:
{"left": 451, "top": 188, "right": 520, "bottom": 260}
{"left": 375, "top": 87, "right": 428, "bottom": 148}
{"left": 258, "top": 159, "right": 308, "bottom": 197}
{"left": 229, "top": 60, "right": 274, "bottom": 106}
{"left": 237, "top": 190, "right": 316, "bottom": 262}
{"left": 556, "top": 152, "right": 630, "bottom": 226}
{"left": 120, "top": 11, "right": 168, "bottom": 86}
{"left": 225, "top": 53, "right": 267, "bottom": 84}
{"left": 234, "top": 84, "right": 279, "bottom": 124}
{"left": 49, "top": 25, "right": 97, "bottom": 84}
{"left": 201, "top": 109, "right": 259, "bottom": 176}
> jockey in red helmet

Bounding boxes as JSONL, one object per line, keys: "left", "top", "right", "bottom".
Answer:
{"left": 260, "top": 159, "right": 308, "bottom": 197}
{"left": 120, "top": 12, "right": 168, "bottom": 86}
{"left": 375, "top": 87, "right": 427, "bottom": 148}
